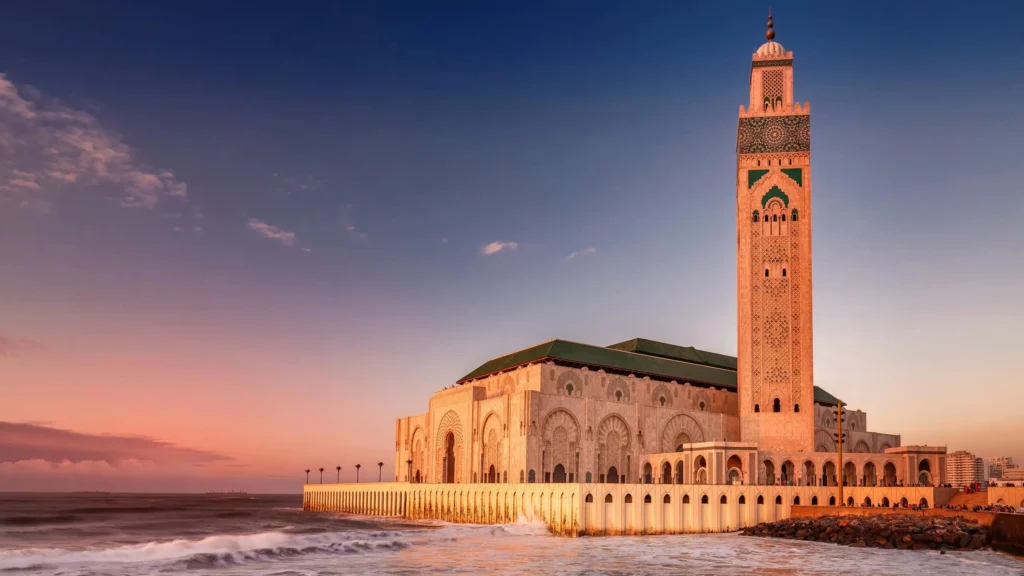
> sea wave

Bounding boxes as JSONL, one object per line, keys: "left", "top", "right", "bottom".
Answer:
{"left": 0, "top": 530, "right": 408, "bottom": 571}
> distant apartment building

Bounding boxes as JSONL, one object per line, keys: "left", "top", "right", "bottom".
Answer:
{"left": 1002, "top": 466, "right": 1024, "bottom": 483}
{"left": 946, "top": 450, "right": 985, "bottom": 487}
{"left": 986, "top": 456, "right": 1015, "bottom": 479}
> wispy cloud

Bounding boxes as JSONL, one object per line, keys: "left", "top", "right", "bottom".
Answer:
{"left": 272, "top": 173, "right": 326, "bottom": 196}
{"left": 0, "top": 73, "right": 188, "bottom": 209}
{"left": 342, "top": 204, "right": 368, "bottom": 241}
{"left": 481, "top": 241, "right": 519, "bottom": 255}
{"left": 566, "top": 247, "right": 597, "bottom": 260}
{"left": 0, "top": 421, "right": 233, "bottom": 466}
{"left": 0, "top": 336, "right": 42, "bottom": 358}
{"left": 247, "top": 218, "right": 297, "bottom": 246}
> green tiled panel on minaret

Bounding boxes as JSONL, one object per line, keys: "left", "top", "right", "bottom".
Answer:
{"left": 760, "top": 186, "right": 789, "bottom": 208}
{"left": 747, "top": 169, "right": 769, "bottom": 188}
{"left": 781, "top": 168, "right": 803, "bottom": 186}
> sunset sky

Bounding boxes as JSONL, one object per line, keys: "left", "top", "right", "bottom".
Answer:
{"left": 3, "top": 1, "right": 1023, "bottom": 493}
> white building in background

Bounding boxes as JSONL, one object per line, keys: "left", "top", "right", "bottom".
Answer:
{"left": 946, "top": 451, "right": 985, "bottom": 487}
{"left": 986, "top": 456, "right": 1015, "bottom": 479}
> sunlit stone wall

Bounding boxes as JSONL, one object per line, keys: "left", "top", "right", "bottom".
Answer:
{"left": 302, "top": 482, "right": 948, "bottom": 537}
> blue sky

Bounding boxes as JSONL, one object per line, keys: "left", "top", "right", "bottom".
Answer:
{"left": 2, "top": 1, "right": 1023, "bottom": 491}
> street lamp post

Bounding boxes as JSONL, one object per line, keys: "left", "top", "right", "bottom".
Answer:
{"left": 378, "top": 462, "right": 384, "bottom": 482}
{"left": 336, "top": 466, "right": 341, "bottom": 483}
{"left": 305, "top": 469, "right": 310, "bottom": 484}
{"left": 356, "top": 464, "right": 362, "bottom": 483}
{"left": 319, "top": 467, "right": 324, "bottom": 484}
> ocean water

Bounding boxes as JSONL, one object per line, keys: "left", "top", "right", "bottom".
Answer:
{"left": 0, "top": 493, "right": 1021, "bottom": 575}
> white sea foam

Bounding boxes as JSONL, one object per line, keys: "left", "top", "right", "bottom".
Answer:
{"left": 2, "top": 519, "right": 1022, "bottom": 576}
{"left": 0, "top": 529, "right": 407, "bottom": 571}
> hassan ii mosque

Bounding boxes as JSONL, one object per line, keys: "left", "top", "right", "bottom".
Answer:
{"left": 392, "top": 14, "right": 947, "bottom": 494}
{"left": 303, "top": 15, "right": 985, "bottom": 535}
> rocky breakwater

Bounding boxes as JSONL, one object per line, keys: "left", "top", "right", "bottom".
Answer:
{"left": 742, "top": 514, "right": 990, "bottom": 551}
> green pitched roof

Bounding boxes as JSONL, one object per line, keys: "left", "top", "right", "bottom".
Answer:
{"left": 457, "top": 337, "right": 842, "bottom": 406}
{"left": 607, "top": 338, "right": 737, "bottom": 371}
{"left": 457, "top": 339, "right": 736, "bottom": 389}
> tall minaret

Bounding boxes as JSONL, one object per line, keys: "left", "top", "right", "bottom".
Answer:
{"left": 736, "top": 12, "right": 814, "bottom": 452}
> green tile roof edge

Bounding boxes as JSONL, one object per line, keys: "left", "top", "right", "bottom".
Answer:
{"left": 606, "top": 338, "right": 737, "bottom": 371}
{"left": 455, "top": 337, "right": 842, "bottom": 405}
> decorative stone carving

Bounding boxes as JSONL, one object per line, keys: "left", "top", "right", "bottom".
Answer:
{"left": 660, "top": 413, "right": 706, "bottom": 452}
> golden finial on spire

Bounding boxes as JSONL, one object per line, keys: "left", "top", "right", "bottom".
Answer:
{"left": 766, "top": 8, "right": 775, "bottom": 41}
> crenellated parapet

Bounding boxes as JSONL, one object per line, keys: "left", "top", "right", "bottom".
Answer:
{"left": 738, "top": 101, "right": 810, "bottom": 118}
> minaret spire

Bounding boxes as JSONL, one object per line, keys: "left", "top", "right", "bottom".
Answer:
{"left": 766, "top": 8, "right": 775, "bottom": 41}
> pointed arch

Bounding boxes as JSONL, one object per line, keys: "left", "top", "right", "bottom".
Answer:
{"left": 542, "top": 409, "right": 580, "bottom": 485}
{"left": 660, "top": 413, "right": 705, "bottom": 452}
{"left": 814, "top": 429, "right": 837, "bottom": 452}
{"left": 597, "top": 413, "right": 631, "bottom": 481}
{"left": 435, "top": 410, "right": 464, "bottom": 483}
{"left": 481, "top": 411, "right": 504, "bottom": 481}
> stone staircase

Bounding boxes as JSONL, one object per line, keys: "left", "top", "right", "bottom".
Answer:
{"left": 945, "top": 491, "right": 988, "bottom": 509}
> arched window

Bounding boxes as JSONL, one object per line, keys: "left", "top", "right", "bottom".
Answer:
{"left": 565, "top": 383, "right": 573, "bottom": 395}
{"left": 752, "top": 210, "right": 760, "bottom": 222}
{"left": 811, "top": 496, "right": 818, "bottom": 506}
{"left": 683, "top": 494, "right": 690, "bottom": 504}
{"left": 644, "top": 494, "right": 652, "bottom": 503}
{"left": 659, "top": 396, "right": 666, "bottom": 406}
{"left": 793, "top": 496, "right": 800, "bottom": 505}
{"left": 775, "top": 495, "right": 782, "bottom": 504}
{"left": 739, "top": 495, "right": 746, "bottom": 504}
{"left": 663, "top": 494, "right": 671, "bottom": 504}
{"left": 585, "top": 493, "right": 593, "bottom": 503}
{"left": 720, "top": 495, "right": 727, "bottom": 504}
{"left": 792, "top": 208, "right": 798, "bottom": 221}
{"left": 772, "top": 214, "right": 778, "bottom": 222}
{"left": 754, "top": 404, "right": 760, "bottom": 413}
{"left": 553, "top": 464, "right": 567, "bottom": 483}
{"left": 794, "top": 404, "right": 799, "bottom": 412}
{"left": 605, "top": 494, "right": 613, "bottom": 503}
{"left": 701, "top": 495, "right": 709, "bottom": 504}
{"left": 757, "top": 495, "right": 764, "bottom": 504}
{"left": 503, "top": 471, "right": 507, "bottom": 483}
{"left": 528, "top": 470, "right": 536, "bottom": 483}
{"left": 782, "top": 268, "right": 787, "bottom": 277}
{"left": 698, "top": 401, "right": 706, "bottom": 411}
{"left": 615, "top": 390, "right": 623, "bottom": 401}
{"left": 781, "top": 214, "right": 786, "bottom": 222}
{"left": 520, "top": 470, "right": 525, "bottom": 483}
{"left": 765, "top": 269, "right": 769, "bottom": 277}
{"left": 829, "top": 496, "right": 836, "bottom": 506}
{"left": 773, "top": 398, "right": 781, "bottom": 412}
{"left": 625, "top": 494, "right": 633, "bottom": 504}
{"left": 585, "top": 472, "right": 592, "bottom": 483}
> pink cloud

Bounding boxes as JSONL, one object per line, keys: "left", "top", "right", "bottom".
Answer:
{"left": 0, "top": 421, "right": 233, "bottom": 466}
{"left": 0, "top": 336, "right": 42, "bottom": 358}
{"left": 247, "top": 218, "right": 297, "bottom": 246}
{"left": 481, "top": 241, "right": 518, "bottom": 255}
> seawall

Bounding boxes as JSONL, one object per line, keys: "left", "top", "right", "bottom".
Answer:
{"left": 303, "top": 482, "right": 944, "bottom": 537}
